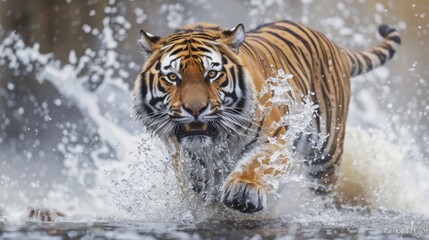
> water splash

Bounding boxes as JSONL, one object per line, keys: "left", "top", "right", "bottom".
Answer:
{"left": 337, "top": 127, "right": 429, "bottom": 216}
{"left": 0, "top": 19, "right": 188, "bottom": 222}
{"left": 256, "top": 70, "right": 326, "bottom": 192}
{"left": 0, "top": 19, "right": 139, "bottom": 219}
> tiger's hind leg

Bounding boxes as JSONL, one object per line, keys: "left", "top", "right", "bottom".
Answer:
{"left": 306, "top": 161, "right": 338, "bottom": 195}
{"left": 293, "top": 125, "right": 341, "bottom": 195}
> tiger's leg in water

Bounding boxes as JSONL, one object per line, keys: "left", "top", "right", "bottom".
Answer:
{"left": 221, "top": 144, "right": 287, "bottom": 213}
{"left": 22, "top": 207, "right": 66, "bottom": 222}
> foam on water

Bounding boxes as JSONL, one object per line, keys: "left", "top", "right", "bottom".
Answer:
{"left": 0, "top": 15, "right": 428, "bottom": 226}
{"left": 337, "top": 127, "right": 429, "bottom": 216}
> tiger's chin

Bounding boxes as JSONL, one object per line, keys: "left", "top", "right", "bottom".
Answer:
{"left": 176, "top": 122, "right": 216, "bottom": 150}
{"left": 180, "top": 135, "right": 214, "bottom": 150}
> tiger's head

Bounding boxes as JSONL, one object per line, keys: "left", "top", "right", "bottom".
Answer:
{"left": 133, "top": 23, "right": 254, "bottom": 150}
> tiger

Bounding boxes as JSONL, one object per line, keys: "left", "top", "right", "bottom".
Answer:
{"left": 132, "top": 20, "right": 401, "bottom": 214}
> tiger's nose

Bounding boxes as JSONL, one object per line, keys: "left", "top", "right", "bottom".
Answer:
{"left": 183, "top": 102, "right": 208, "bottom": 116}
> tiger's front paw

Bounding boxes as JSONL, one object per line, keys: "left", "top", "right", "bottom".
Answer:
{"left": 23, "top": 207, "right": 66, "bottom": 222}
{"left": 221, "top": 177, "right": 267, "bottom": 213}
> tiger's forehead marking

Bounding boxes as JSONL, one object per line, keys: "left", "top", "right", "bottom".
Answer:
{"left": 159, "top": 39, "right": 223, "bottom": 73}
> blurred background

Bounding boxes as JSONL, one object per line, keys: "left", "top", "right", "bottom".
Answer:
{"left": 0, "top": 0, "right": 428, "bottom": 205}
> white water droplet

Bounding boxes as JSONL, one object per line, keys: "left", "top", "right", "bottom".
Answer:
{"left": 69, "top": 50, "right": 77, "bottom": 64}
{"left": 53, "top": 99, "right": 62, "bottom": 106}
{"left": 17, "top": 107, "right": 24, "bottom": 115}
{"left": 7, "top": 83, "right": 14, "bottom": 90}
{"left": 375, "top": 3, "right": 384, "bottom": 12}
{"left": 82, "top": 24, "right": 92, "bottom": 33}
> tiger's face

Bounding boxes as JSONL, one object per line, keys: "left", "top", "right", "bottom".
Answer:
{"left": 133, "top": 24, "right": 253, "bottom": 150}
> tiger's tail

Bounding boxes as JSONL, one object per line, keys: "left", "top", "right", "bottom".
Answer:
{"left": 344, "top": 24, "right": 401, "bottom": 77}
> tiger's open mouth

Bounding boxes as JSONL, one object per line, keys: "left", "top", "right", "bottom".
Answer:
{"left": 184, "top": 122, "right": 208, "bottom": 135}
{"left": 176, "top": 121, "right": 217, "bottom": 144}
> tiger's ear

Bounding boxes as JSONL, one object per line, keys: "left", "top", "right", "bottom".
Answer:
{"left": 139, "top": 29, "right": 161, "bottom": 54}
{"left": 222, "top": 24, "right": 245, "bottom": 53}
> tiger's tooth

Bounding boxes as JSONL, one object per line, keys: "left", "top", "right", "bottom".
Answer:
{"left": 184, "top": 124, "right": 191, "bottom": 132}
{"left": 202, "top": 124, "right": 208, "bottom": 131}
{"left": 191, "top": 127, "right": 202, "bottom": 131}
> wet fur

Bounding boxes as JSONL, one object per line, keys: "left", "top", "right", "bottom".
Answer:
{"left": 133, "top": 21, "right": 400, "bottom": 213}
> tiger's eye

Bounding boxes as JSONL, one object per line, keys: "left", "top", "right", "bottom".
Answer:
{"left": 168, "top": 73, "right": 178, "bottom": 81}
{"left": 207, "top": 70, "right": 217, "bottom": 79}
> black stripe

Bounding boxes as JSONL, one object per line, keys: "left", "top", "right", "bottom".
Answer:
{"left": 221, "top": 56, "right": 228, "bottom": 64}
{"left": 235, "top": 98, "right": 246, "bottom": 114}
{"left": 156, "top": 79, "right": 166, "bottom": 93}
{"left": 355, "top": 53, "right": 363, "bottom": 74}
{"left": 380, "top": 44, "right": 395, "bottom": 58}
{"left": 190, "top": 45, "right": 200, "bottom": 52}
{"left": 371, "top": 49, "right": 387, "bottom": 65}
{"left": 242, "top": 117, "right": 265, "bottom": 153}
{"left": 361, "top": 53, "right": 373, "bottom": 71}
{"left": 220, "top": 78, "right": 228, "bottom": 88}
{"left": 143, "top": 104, "right": 153, "bottom": 116}
{"left": 197, "top": 46, "right": 212, "bottom": 53}
{"left": 227, "top": 67, "right": 237, "bottom": 92}
{"left": 148, "top": 72, "right": 154, "bottom": 94}
{"left": 385, "top": 27, "right": 396, "bottom": 36}
{"left": 236, "top": 66, "right": 246, "bottom": 97}
{"left": 378, "top": 24, "right": 390, "bottom": 37}
{"left": 387, "top": 36, "right": 401, "bottom": 45}
{"left": 149, "top": 96, "right": 164, "bottom": 108}
{"left": 169, "top": 46, "right": 185, "bottom": 56}
{"left": 140, "top": 73, "right": 148, "bottom": 103}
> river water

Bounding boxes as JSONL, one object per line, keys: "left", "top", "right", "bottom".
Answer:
{"left": 1, "top": 215, "right": 429, "bottom": 239}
